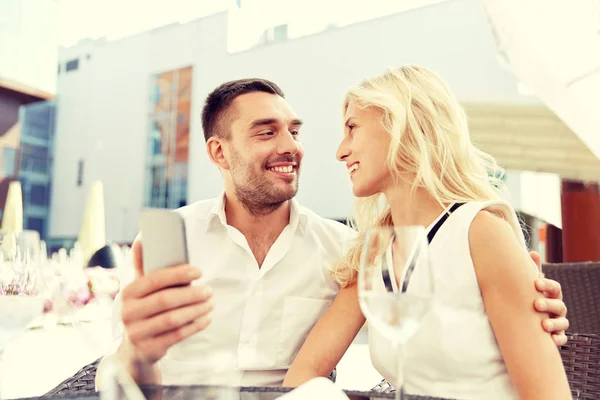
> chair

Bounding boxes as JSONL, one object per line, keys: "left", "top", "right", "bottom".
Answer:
{"left": 560, "top": 333, "right": 600, "bottom": 399}
{"left": 543, "top": 262, "right": 600, "bottom": 334}
{"left": 44, "top": 357, "right": 100, "bottom": 396}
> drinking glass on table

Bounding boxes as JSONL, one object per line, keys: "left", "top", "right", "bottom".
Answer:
{"left": 357, "top": 226, "right": 434, "bottom": 400}
{"left": 0, "top": 230, "right": 46, "bottom": 399}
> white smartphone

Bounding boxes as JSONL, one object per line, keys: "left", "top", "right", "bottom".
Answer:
{"left": 139, "top": 208, "right": 189, "bottom": 275}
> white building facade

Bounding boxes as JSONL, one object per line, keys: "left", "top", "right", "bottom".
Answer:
{"left": 51, "top": 0, "right": 580, "bottom": 244}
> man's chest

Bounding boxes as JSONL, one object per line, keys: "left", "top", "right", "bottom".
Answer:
{"left": 172, "top": 235, "right": 340, "bottom": 369}
{"left": 188, "top": 234, "right": 337, "bottom": 292}
{"left": 245, "top": 232, "right": 279, "bottom": 267}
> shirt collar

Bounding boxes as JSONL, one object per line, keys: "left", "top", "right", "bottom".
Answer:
{"left": 207, "top": 191, "right": 228, "bottom": 229}
{"left": 206, "top": 192, "right": 308, "bottom": 234}
{"left": 289, "top": 197, "right": 309, "bottom": 233}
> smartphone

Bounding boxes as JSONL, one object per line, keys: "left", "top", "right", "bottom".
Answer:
{"left": 139, "top": 208, "right": 189, "bottom": 275}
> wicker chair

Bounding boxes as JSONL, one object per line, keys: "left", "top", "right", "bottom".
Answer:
{"left": 543, "top": 262, "right": 600, "bottom": 334}
{"left": 560, "top": 333, "right": 600, "bottom": 399}
{"left": 44, "top": 357, "right": 100, "bottom": 397}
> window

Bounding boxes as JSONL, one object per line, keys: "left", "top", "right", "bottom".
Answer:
{"left": 20, "top": 156, "right": 47, "bottom": 174}
{"left": 77, "top": 160, "right": 84, "bottom": 186}
{"left": 20, "top": 101, "right": 55, "bottom": 142}
{"left": 29, "top": 184, "right": 48, "bottom": 206}
{"left": 2, "top": 148, "right": 16, "bottom": 176}
{"left": 19, "top": 143, "right": 49, "bottom": 173}
{"left": 65, "top": 58, "right": 79, "bottom": 72}
{"left": 273, "top": 24, "right": 288, "bottom": 41}
{"left": 144, "top": 66, "right": 192, "bottom": 209}
{"left": 26, "top": 217, "right": 45, "bottom": 236}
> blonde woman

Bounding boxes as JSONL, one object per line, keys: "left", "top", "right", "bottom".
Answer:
{"left": 283, "top": 65, "right": 572, "bottom": 399}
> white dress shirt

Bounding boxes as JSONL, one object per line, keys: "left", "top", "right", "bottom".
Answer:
{"left": 100, "top": 193, "right": 356, "bottom": 387}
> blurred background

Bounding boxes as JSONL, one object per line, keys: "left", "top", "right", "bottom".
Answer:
{"left": 1, "top": 0, "right": 598, "bottom": 262}
{"left": 0, "top": 0, "right": 599, "bottom": 397}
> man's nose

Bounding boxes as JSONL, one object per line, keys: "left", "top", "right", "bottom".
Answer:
{"left": 278, "top": 131, "right": 301, "bottom": 155}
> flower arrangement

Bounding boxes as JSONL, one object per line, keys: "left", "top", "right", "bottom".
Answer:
{"left": 86, "top": 267, "right": 120, "bottom": 300}
{"left": 43, "top": 267, "right": 120, "bottom": 314}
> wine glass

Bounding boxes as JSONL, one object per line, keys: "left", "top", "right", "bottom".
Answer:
{"left": 0, "top": 230, "right": 46, "bottom": 399}
{"left": 357, "top": 226, "right": 434, "bottom": 400}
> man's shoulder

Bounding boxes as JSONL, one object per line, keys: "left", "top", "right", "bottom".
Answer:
{"left": 297, "top": 205, "right": 357, "bottom": 262}
{"left": 299, "top": 204, "right": 357, "bottom": 239}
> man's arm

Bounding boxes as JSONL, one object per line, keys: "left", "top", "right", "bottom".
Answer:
{"left": 529, "top": 251, "right": 569, "bottom": 346}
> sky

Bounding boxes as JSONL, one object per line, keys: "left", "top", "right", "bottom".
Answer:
{"left": 0, "top": 0, "right": 446, "bottom": 93}
{"left": 56, "top": 0, "right": 447, "bottom": 47}
{"left": 57, "top": 0, "right": 230, "bottom": 46}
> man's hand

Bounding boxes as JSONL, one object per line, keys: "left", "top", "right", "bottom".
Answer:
{"left": 118, "top": 234, "right": 213, "bottom": 378}
{"left": 529, "top": 251, "right": 569, "bottom": 346}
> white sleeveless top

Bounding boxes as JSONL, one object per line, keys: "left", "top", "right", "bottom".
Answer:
{"left": 368, "top": 200, "right": 536, "bottom": 400}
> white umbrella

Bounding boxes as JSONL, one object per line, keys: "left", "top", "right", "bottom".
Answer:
{"left": 1, "top": 181, "right": 23, "bottom": 234}
{"left": 483, "top": 0, "right": 600, "bottom": 158}
{"left": 78, "top": 180, "right": 106, "bottom": 267}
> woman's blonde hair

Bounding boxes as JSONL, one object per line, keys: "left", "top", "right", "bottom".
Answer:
{"left": 332, "top": 64, "right": 507, "bottom": 287}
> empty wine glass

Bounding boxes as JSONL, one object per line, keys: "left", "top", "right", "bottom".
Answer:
{"left": 358, "top": 226, "right": 434, "bottom": 400}
{"left": 0, "top": 230, "right": 45, "bottom": 398}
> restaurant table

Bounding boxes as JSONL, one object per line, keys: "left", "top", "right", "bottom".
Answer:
{"left": 11, "top": 385, "right": 456, "bottom": 400}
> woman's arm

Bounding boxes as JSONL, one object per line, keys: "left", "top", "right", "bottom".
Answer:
{"left": 470, "top": 211, "right": 571, "bottom": 399}
{"left": 283, "top": 283, "right": 366, "bottom": 387}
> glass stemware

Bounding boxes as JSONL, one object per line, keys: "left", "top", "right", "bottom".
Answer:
{"left": 357, "top": 226, "right": 434, "bottom": 400}
{"left": 0, "top": 230, "right": 45, "bottom": 399}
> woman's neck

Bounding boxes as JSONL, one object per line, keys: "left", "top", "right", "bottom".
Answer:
{"left": 385, "top": 184, "right": 447, "bottom": 228}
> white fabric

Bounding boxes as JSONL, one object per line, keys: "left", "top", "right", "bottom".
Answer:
{"left": 278, "top": 377, "right": 350, "bottom": 399}
{"left": 99, "top": 193, "right": 356, "bottom": 387}
{"left": 368, "top": 200, "right": 536, "bottom": 400}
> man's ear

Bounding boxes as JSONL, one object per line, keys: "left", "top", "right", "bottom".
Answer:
{"left": 206, "top": 137, "right": 230, "bottom": 170}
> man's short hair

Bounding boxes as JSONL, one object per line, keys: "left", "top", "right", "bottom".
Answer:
{"left": 201, "top": 78, "right": 285, "bottom": 141}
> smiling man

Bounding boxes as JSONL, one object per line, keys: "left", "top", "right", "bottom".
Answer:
{"left": 96, "top": 78, "right": 570, "bottom": 389}
{"left": 97, "top": 79, "right": 356, "bottom": 388}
